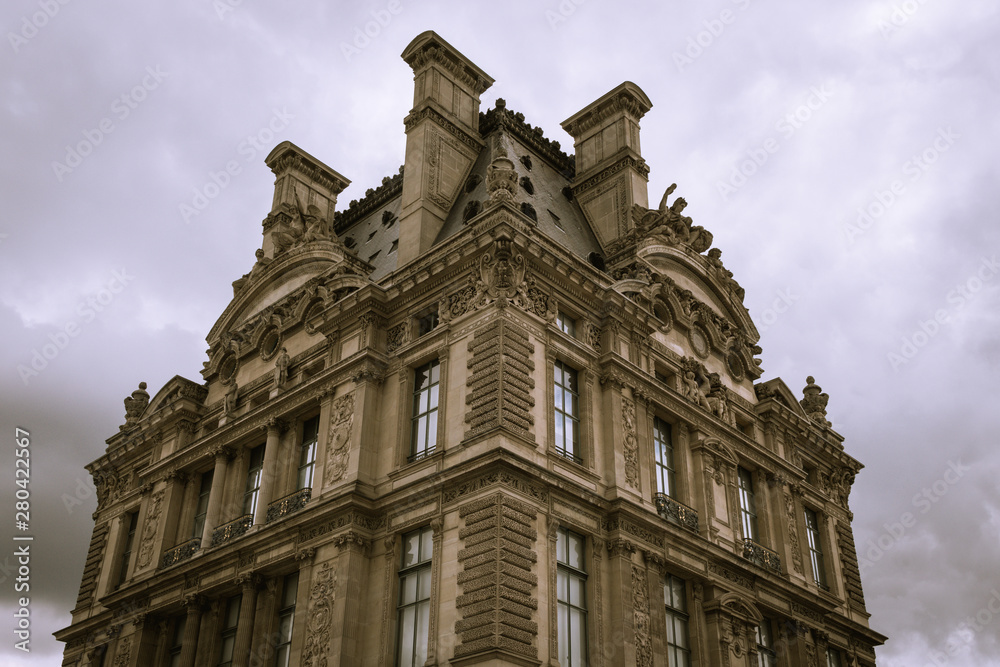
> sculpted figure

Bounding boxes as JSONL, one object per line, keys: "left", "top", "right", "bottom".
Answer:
{"left": 301, "top": 204, "right": 329, "bottom": 243}
{"left": 274, "top": 347, "right": 290, "bottom": 387}
{"left": 224, "top": 382, "right": 239, "bottom": 416}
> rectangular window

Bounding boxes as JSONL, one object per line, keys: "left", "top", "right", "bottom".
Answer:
{"left": 273, "top": 572, "right": 299, "bottom": 667}
{"left": 243, "top": 445, "right": 265, "bottom": 518}
{"left": 738, "top": 467, "right": 758, "bottom": 542}
{"left": 417, "top": 311, "right": 439, "bottom": 337}
{"left": 556, "top": 528, "right": 587, "bottom": 667}
{"left": 755, "top": 618, "right": 776, "bottom": 667}
{"left": 653, "top": 417, "right": 676, "bottom": 497}
{"left": 397, "top": 526, "right": 433, "bottom": 667}
{"left": 116, "top": 511, "right": 138, "bottom": 589}
{"left": 805, "top": 508, "right": 828, "bottom": 589}
{"left": 826, "top": 647, "right": 843, "bottom": 667}
{"left": 554, "top": 361, "right": 580, "bottom": 462}
{"left": 217, "top": 594, "right": 242, "bottom": 667}
{"left": 192, "top": 470, "right": 214, "bottom": 539}
{"left": 664, "top": 574, "right": 691, "bottom": 667}
{"left": 297, "top": 416, "right": 319, "bottom": 490}
{"left": 167, "top": 616, "right": 185, "bottom": 667}
{"left": 557, "top": 311, "right": 575, "bottom": 336}
{"left": 410, "top": 360, "right": 440, "bottom": 460}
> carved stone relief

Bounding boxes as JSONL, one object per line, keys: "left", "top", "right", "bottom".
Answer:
{"left": 622, "top": 397, "right": 640, "bottom": 489}
{"left": 324, "top": 392, "right": 355, "bottom": 485}
{"left": 135, "top": 490, "right": 164, "bottom": 569}
{"left": 302, "top": 562, "right": 336, "bottom": 667}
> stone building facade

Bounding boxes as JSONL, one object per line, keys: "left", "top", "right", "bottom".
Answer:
{"left": 57, "top": 31, "right": 885, "bottom": 667}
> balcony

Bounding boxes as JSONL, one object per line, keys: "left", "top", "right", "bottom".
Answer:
{"left": 742, "top": 539, "right": 781, "bottom": 573}
{"left": 654, "top": 493, "right": 699, "bottom": 533}
{"left": 160, "top": 537, "right": 200, "bottom": 568}
{"left": 266, "top": 488, "right": 312, "bottom": 523}
{"left": 211, "top": 514, "right": 253, "bottom": 546}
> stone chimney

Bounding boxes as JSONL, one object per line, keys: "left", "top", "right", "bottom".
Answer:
{"left": 262, "top": 141, "right": 350, "bottom": 259}
{"left": 397, "top": 31, "right": 494, "bottom": 266}
{"left": 561, "top": 82, "right": 652, "bottom": 249}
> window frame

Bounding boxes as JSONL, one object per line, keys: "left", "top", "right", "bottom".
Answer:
{"left": 653, "top": 416, "right": 676, "bottom": 498}
{"left": 167, "top": 615, "right": 185, "bottom": 667}
{"left": 297, "top": 416, "right": 319, "bottom": 491}
{"left": 217, "top": 594, "right": 242, "bottom": 667}
{"left": 242, "top": 444, "right": 265, "bottom": 520}
{"left": 804, "top": 507, "right": 828, "bottom": 590}
{"left": 115, "top": 510, "right": 139, "bottom": 590}
{"left": 556, "top": 311, "right": 576, "bottom": 337}
{"left": 409, "top": 359, "right": 441, "bottom": 461}
{"left": 192, "top": 470, "right": 214, "bottom": 540}
{"left": 737, "top": 466, "right": 759, "bottom": 542}
{"left": 273, "top": 572, "right": 299, "bottom": 667}
{"left": 663, "top": 573, "right": 692, "bottom": 667}
{"left": 826, "top": 646, "right": 843, "bottom": 667}
{"left": 553, "top": 360, "right": 581, "bottom": 463}
{"left": 755, "top": 617, "right": 776, "bottom": 667}
{"left": 556, "top": 527, "right": 588, "bottom": 667}
{"left": 396, "top": 526, "right": 434, "bottom": 667}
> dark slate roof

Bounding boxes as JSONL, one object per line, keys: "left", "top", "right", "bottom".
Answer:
{"left": 335, "top": 102, "right": 603, "bottom": 282}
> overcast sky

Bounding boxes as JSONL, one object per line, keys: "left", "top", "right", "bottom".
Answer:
{"left": 2, "top": 1, "right": 998, "bottom": 665}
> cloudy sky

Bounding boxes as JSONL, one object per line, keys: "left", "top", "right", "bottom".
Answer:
{"left": 2, "top": 0, "right": 998, "bottom": 664}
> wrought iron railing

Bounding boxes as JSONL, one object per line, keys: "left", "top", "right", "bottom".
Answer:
{"left": 742, "top": 539, "right": 781, "bottom": 573}
{"left": 160, "top": 537, "right": 200, "bottom": 568}
{"left": 654, "top": 493, "right": 699, "bottom": 533}
{"left": 266, "top": 488, "right": 311, "bottom": 523}
{"left": 211, "top": 514, "right": 253, "bottom": 546}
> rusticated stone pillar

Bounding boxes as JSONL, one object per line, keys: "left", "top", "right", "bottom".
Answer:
{"left": 453, "top": 492, "right": 539, "bottom": 665}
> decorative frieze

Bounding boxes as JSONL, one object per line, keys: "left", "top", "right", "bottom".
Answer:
{"left": 454, "top": 493, "right": 538, "bottom": 660}
{"left": 784, "top": 491, "right": 805, "bottom": 575}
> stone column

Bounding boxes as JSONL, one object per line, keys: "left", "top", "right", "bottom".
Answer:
{"left": 328, "top": 532, "right": 372, "bottom": 665}
{"left": 249, "top": 577, "right": 280, "bottom": 666}
{"left": 128, "top": 615, "right": 159, "bottom": 667}
{"left": 201, "top": 447, "right": 231, "bottom": 547}
{"left": 178, "top": 595, "right": 204, "bottom": 667}
{"left": 232, "top": 574, "right": 260, "bottom": 667}
{"left": 605, "top": 539, "right": 638, "bottom": 666}
{"left": 253, "top": 419, "right": 285, "bottom": 526}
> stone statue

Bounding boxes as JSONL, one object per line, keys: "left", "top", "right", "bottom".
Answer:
{"left": 633, "top": 183, "right": 714, "bottom": 253}
{"left": 301, "top": 204, "right": 330, "bottom": 243}
{"left": 707, "top": 248, "right": 745, "bottom": 301}
{"left": 224, "top": 382, "right": 239, "bottom": 416}
{"left": 274, "top": 348, "right": 290, "bottom": 387}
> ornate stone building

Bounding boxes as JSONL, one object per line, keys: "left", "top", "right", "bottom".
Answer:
{"left": 57, "top": 31, "right": 885, "bottom": 667}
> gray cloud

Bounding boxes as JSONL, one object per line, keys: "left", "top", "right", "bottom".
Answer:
{"left": 2, "top": 1, "right": 997, "bottom": 664}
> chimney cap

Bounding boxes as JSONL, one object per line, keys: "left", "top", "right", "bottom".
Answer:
{"left": 401, "top": 30, "right": 494, "bottom": 95}
{"left": 561, "top": 81, "right": 652, "bottom": 138}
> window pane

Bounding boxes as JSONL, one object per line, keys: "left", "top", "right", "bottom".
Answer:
{"left": 414, "top": 601, "right": 430, "bottom": 665}
{"left": 420, "top": 527, "right": 433, "bottom": 562}
{"left": 557, "top": 604, "right": 569, "bottom": 664}
{"left": 570, "top": 607, "right": 585, "bottom": 665}
{"left": 398, "top": 606, "right": 415, "bottom": 666}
